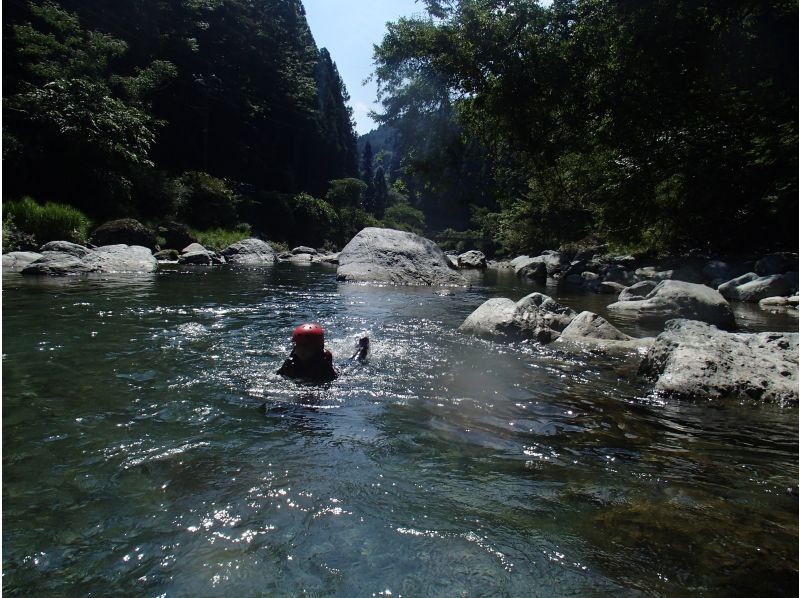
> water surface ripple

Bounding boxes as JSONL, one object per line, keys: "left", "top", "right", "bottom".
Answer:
{"left": 3, "top": 266, "right": 797, "bottom": 596}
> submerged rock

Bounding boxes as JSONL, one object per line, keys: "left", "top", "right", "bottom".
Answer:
{"left": 3, "top": 251, "right": 44, "bottom": 272}
{"left": 336, "top": 227, "right": 467, "bottom": 286}
{"left": 459, "top": 292, "right": 576, "bottom": 342}
{"left": 607, "top": 280, "right": 735, "bottom": 329}
{"left": 221, "top": 238, "right": 277, "bottom": 265}
{"left": 640, "top": 319, "right": 798, "bottom": 404}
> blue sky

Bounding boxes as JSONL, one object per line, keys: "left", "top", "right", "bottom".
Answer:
{"left": 303, "top": 0, "right": 426, "bottom": 136}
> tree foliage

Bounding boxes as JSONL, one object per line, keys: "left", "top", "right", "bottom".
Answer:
{"left": 3, "top": 0, "right": 360, "bottom": 241}
{"left": 373, "top": 0, "right": 798, "bottom": 253}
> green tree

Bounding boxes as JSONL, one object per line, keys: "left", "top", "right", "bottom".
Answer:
{"left": 325, "top": 177, "right": 367, "bottom": 210}
{"left": 3, "top": 1, "right": 174, "bottom": 215}
{"left": 372, "top": 0, "right": 798, "bottom": 253}
{"left": 373, "top": 165, "right": 389, "bottom": 218}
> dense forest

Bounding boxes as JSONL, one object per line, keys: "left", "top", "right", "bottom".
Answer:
{"left": 371, "top": 0, "right": 798, "bottom": 255}
{"left": 3, "top": 0, "right": 798, "bottom": 256}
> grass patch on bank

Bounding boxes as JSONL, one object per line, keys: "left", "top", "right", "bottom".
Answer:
{"left": 190, "top": 226, "right": 252, "bottom": 251}
{"left": 3, "top": 197, "right": 91, "bottom": 245}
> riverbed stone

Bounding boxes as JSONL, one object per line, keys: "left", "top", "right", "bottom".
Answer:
{"left": 599, "top": 281, "right": 626, "bottom": 294}
{"left": 459, "top": 292, "right": 576, "bottom": 342}
{"left": 39, "top": 241, "right": 91, "bottom": 258}
{"left": 759, "top": 296, "right": 793, "bottom": 308}
{"left": 457, "top": 250, "right": 487, "bottom": 269}
{"left": 82, "top": 244, "right": 158, "bottom": 272}
{"left": 221, "top": 238, "right": 277, "bottom": 265}
{"left": 509, "top": 255, "right": 531, "bottom": 269}
{"left": 702, "top": 260, "right": 742, "bottom": 286}
{"left": 560, "top": 311, "right": 631, "bottom": 341}
{"left": 754, "top": 252, "right": 798, "bottom": 276}
{"left": 3, "top": 251, "right": 44, "bottom": 272}
{"left": 181, "top": 242, "right": 207, "bottom": 254}
{"left": 336, "top": 227, "right": 467, "bottom": 286}
{"left": 154, "top": 249, "right": 179, "bottom": 261}
{"left": 179, "top": 248, "right": 224, "bottom": 266}
{"left": 316, "top": 252, "right": 340, "bottom": 264}
{"left": 634, "top": 266, "right": 674, "bottom": 281}
{"left": 91, "top": 218, "right": 157, "bottom": 250}
{"left": 607, "top": 280, "right": 735, "bottom": 328}
{"left": 618, "top": 280, "right": 659, "bottom": 301}
{"left": 157, "top": 221, "right": 195, "bottom": 251}
{"left": 639, "top": 319, "right": 799, "bottom": 404}
{"left": 719, "top": 274, "right": 790, "bottom": 302}
{"left": 22, "top": 244, "right": 157, "bottom": 275}
{"left": 785, "top": 271, "right": 799, "bottom": 294}
{"left": 21, "top": 252, "right": 92, "bottom": 275}
{"left": 292, "top": 246, "right": 317, "bottom": 255}
{"left": 603, "top": 264, "right": 630, "bottom": 284}
{"left": 514, "top": 257, "right": 547, "bottom": 280}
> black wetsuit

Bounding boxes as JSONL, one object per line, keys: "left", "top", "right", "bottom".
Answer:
{"left": 277, "top": 349, "right": 338, "bottom": 382}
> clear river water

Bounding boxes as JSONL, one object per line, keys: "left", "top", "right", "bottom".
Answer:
{"left": 3, "top": 264, "right": 798, "bottom": 596}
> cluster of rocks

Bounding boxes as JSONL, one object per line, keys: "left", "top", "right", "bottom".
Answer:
{"left": 3, "top": 216, "right": 348, "bottom": 274}
{"left": 458, "top": 285, "right": 798, "bottom": 404}
{"left": 3, "top": 241, "right": 158, "bottom": 275}
{"left": 276, "top": 246, "right": 340, "bottom": 265}
{"left": 490, "top": 246, "right": 799, "bottom": 312}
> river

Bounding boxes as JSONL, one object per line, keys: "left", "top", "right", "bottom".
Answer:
{"left": 3, "top": 264, "right": 797, "bottom": 595}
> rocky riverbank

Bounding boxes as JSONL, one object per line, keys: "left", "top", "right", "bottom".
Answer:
{"left": 3, "top": 222, "right": 797, "bottom": 404}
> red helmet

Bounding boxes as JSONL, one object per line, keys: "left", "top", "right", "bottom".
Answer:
{"left": 292, "top": 323, "right": 325, "bottom": 345}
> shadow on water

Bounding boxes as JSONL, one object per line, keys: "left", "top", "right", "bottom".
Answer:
{"left": 2, "top": 267, "right": 797, "bottom": 595}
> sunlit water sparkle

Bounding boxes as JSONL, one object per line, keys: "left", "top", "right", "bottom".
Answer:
{"left": 3, "top": 265, "right": 797, "bottom": 596}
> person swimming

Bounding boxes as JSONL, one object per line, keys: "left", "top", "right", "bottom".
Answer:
{"left": 277, "top": 323, "right": 368, "bottom": 382}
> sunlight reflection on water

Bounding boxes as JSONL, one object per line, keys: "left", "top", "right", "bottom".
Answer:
{"left": 2, "top": 266, "right": 798, "bottom": 595}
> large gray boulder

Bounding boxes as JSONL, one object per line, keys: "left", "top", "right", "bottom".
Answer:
{"left": 560, "top": 311, "right": 631, "bottom": 341}
{"left": 457, "top": 250, "right": 487, "bottom": 269}
{"left": 459, "top": 292, "right": 576, "bottom": 342}
{"left": 3, "top": 251, "right": 43, "bottom": 272}
{"left": 21, "top": 245, "right": 157, "bottom": 275}
{"left": 221, "top": 238, "right": 277, "bottom": 265}
{"left": 640, "top": 319, "right": 798, "bottom": 404}
{"left": 82, "top": 244, "right": 158, "bottom": 273}
{"left": 719, "top": 273, "right": 790, "bottom": 302}
{"left": 607, "top": 280, "right": 735, "bottom": 329}
{"left": 336, "top": 227, "right": 467, "bottom": 286}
